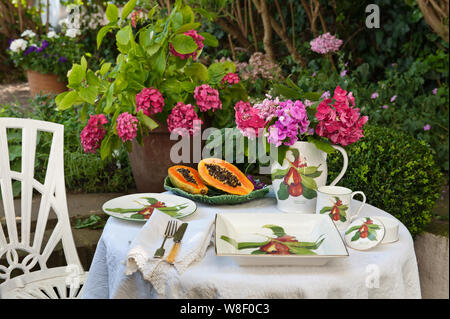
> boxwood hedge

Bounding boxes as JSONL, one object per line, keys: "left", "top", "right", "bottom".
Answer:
{"left": 327, "top": 125, "right": 443, "bottom": 237}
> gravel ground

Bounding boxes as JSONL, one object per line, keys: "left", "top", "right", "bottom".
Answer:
{"left": 0, "top": 82, "right": 31, "bottom": 109}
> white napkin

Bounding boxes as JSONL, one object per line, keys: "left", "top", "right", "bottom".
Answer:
{"left": 124, "top": 209, "right": 215, "bottom": 296}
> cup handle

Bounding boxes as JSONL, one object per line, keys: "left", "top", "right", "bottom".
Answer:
{"left": 350, "top": 191, "right": 366, "bottom": 222}
{"left": 329, "top": 145, "right": 348, "bottom": 186}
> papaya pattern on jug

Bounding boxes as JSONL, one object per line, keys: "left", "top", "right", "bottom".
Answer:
{"left": 319, "top": 196, "right": 349, "bottom": 222}
{"left": 272, "top": 148, "right": 322, "bottom": 200}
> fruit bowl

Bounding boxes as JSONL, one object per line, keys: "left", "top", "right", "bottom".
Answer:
{"left": 164, "top": 176, "right": 270, "bottom": 205}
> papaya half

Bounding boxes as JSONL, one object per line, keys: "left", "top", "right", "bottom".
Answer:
{"left": 168, "top": 165, "right": 208, "bottom": 195}
{"left": 198, "top": 158, "right": 254, "bottom": 195}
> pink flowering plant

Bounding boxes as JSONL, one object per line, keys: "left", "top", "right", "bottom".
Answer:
{"left": 55, "top": 0, "right": 247, "bottom": 159}
{"left": 234, "top": 85, "right": 368, "bottom": 164}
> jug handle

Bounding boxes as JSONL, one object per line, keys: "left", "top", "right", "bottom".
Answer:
{"left": 329, "top": 145, "right": 348, "bottom": 186}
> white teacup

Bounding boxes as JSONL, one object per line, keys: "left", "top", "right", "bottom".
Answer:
{"left": 316, "top": 186, "right": 366, "bottom": 231}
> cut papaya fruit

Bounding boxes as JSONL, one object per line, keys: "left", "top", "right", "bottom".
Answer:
{"left": 168, "top": 165, "right": 208, "bottom": 195}
{"left": 198, "top": 158, "right": 254, "bottom": 195}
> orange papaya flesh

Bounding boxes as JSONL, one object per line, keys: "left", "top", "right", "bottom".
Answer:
{"left": 168, "top": 165, "right": 208, "bottom": 195}
{"left": 197, "top": 158, "right": 254, "bottom": 195}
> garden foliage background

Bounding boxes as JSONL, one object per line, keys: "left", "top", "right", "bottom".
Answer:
{"left": 0, "top": 0, "right": 448, "bottom": 235}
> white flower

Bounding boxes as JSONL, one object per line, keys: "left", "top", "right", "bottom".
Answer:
{"left": 21, "top": 29, "right": 36, "bottom": 38}
{"left": 65, "top": 28, "right": 81, "bottom": 38}
{"left": 59, "top": 18, "right": 68, "bottom": 26}
{"left": 47, "top": 31, "right": 58, "bottom": 38}
{"left": 9, "top": 39, "right": 28, "bottom": 52}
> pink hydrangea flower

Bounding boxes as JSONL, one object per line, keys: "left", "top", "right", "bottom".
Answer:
{"left": 382, "top": 105, "right": 389, "bottom": 109}
{"left": 371, "top": 92, "right": 379, "bottom": 99}
{"left": 80, "top": 114, "right": 108, "bottom": 154}
{"left": 390, "top": 95, "right": 397, "bottom": 102}
{"left": 254, "top": 95, "right": 281, "bottom": 122}
{"left": 315, "top": 86, "right": 368, "bottom": 146}
{"left": 169, "top": 29, "right": 204, "bottom": 60}
{"left": 321, "top": 91, "right": 331, "bottom": 99}
{"left": 432, "top": 88, "right": 438, "bottom": 95}
{"left": 116, "top": 112, "right": 138, "bottom": 142}
{"left": 136, "top": 87, "right": 164, "bottom": 116}
{"left": 340, "top": 69, "right": 347, "bottom": 77}
{"left": 167, "top": 102, "right": 203, "bottom": 136}
{"left": 234, "top": 101, "right": 267, "bottom": 138}
{"left": 424, "top": 124, "right": 431, "bottom": 131}
{"left": 194, "top": 84, "right": 222, "bottom": 112}
{"left": 222, "top": 72, "right": 240, "bottom": 85}
{"left": 310, "top": 33, "right": 343, "bottom": 54}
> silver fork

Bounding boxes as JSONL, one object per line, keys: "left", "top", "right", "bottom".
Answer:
{"left": 154, "top": 220, "right": 178, "bottom": 258}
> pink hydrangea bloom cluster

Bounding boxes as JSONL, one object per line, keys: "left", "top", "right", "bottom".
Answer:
{"left": 116, "top": 112, "right": 138, "bottom": 142}
{"left": 130, "top": 10, "right": 144, "bottom": 28}
{"left": 194, "top": 84, "right": 222, "bottom": 112}
{"left": 253, "top": 95, "right": 281, "bottom": 122}
{"left": 80, "top": 114, "right": 108, "bottom": 153}
{"left": 169, "top": 29, "right": 204, "bottom": 60}
{"left": 266, "top": 100, "right": 310, "bottom": 147}
{"left": 222, "top": 72, "right": 240, "bottom": 85}
{"left": 136, "top": 87, "right": 165, "bottom": 116}
{"left": 310, "top": 33, "right": 343, "bottom": 54}
{"left": 167, "top": 102, "right": 203, "bottom": 136}
{"left": 315, "top": 86, "right": 368, "bottom": 146}
{"left": 234, "top": 100, "right": 267, "bottom": 138}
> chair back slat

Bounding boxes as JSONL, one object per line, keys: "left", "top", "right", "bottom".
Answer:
{"left": 0, "top": 118, "right": 82, "bottom": 282}
{"left": 0, "top": 126, "right": 19, "bottom": 246}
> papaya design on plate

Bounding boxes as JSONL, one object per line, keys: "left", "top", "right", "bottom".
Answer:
{"left": 319, "top": 196, "right": 349, "bottom": 222}
{"left": 198, "top": 158, "right": 254, "bottom": 195}
{"left": 272, "top": 148, "right": 323, "bottom": 200}
{"left": 168, "top": 165, "right": 208, "bottom": 195}
{"left": 221, "top": 224, "right": 325, "bottom": 255}
{"left": 105, "top": 197, "right": 189, "bottom": 220}
{"left": 345, "top": 217, "right": 381, "bottom": 241}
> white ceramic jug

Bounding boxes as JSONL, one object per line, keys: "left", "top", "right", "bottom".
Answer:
{"left": 271, "top": 141, "right": 348, "bottom": 213}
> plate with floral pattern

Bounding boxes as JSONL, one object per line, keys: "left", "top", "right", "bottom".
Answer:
{"left": 344, "top": 217, "right": 385, "bottom": 251}
{"left": 102, "top": 193, "right": 197, "bottom": 222}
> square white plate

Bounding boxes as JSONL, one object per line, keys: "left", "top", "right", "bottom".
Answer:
{"left": 215, "top": 213, "right": 349, "bottom": 266}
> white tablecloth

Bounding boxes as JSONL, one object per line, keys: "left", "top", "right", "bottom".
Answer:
{"left": 82, "top": 193, "right": 421, "bottom": 299}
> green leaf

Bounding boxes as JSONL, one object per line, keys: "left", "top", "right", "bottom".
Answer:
{"left": 199, "top": 32, "right": 218, "bottom": 47}
{"left": 68, "top": 64, "right": 84, "bottom": 86}
{"left": 175, "top": 23, "right": 201, "bottom": 34}
{"left": 121, "top": 0, "right": 137, "bottom": 20}
{"left": 277, "top": 182, "right": 289, "bottom": 200}
{"left": 351, "top": 231, "right": 361, "bottom": 241}
{"left": 99, "top": 62, "right": 112, "bottom": 76}
{"left": 207, "top": 62, "right": 226, "bottom": 84}
{"left": 262, "top": 224, "right": 286, "bottom": 237}
{"left": 137, "top": 112, "right": 159, "bottom": 130}
{"left": 130, "top": 213, "right": 145, "bottom": 220}
{"left": 57, "top": 91, "right": 79, "bottom": 110}
{"left": 8, "top": 145, "right": 21, "bottom": 161}
{"left": 86, "top": 70, "right": 101, "bottom": 87}
{"left": 272, "top": 84, "right": 301, "bottom": 99}
{"left": 146, "top": 43, "right": 161, "bottom": 56}
{"left": 171, "top": 34, "right": 197, "bottom": 54}
{"left": 299, "top": 174, "right": 318, "bottom": 190}
{"left": 142, "top": 197, "right": 158, "bottom": 204}
{"left": 301, "top": 185, "right": 317, "bottom": 199}
{"left": 307, "top": 137, "right": 335, "bottom": 154}
{"left": 185, "top": 62, "right": 208, "bottom": 81}
{"left": 345, "top": 225, "right": 361, "bottom": 235}
{"left": 78, "top": 86, "right": 98, "bottom": 104}
{"left": 152, "top": 47, "right": 167, "bottom": 76}
{"left": 320, "top": 206, "right": 333, "bottom": 214}
{"left": 251, "top": 249, "right": 266, "bottom": 255}
{"left": 116, "top": 25, "right": 132, "bottom": 45}
{"left": 106, "top": 3, "right": 119, "bottom": 23}
{"left": 97, "top": 25, "right": 113, "bottom": 49}
{"left": 271, "top": 167, "right": 289, "bottom": 180}
{"left": 100, "top": 135, "right": 112, "bottom": 160}
{"left": 288, "top": 247, "right": 316, "bottom": 255}
{"left": 80, "top": 56, "right": 87, "bottom": 73}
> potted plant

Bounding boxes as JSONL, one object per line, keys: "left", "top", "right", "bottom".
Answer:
{"left": 7, "top": 28, "right": 84, "bottom": 97}
{"left": 55, "top": 0, "right": 248, "bottom": 192}
{"left": 233, "top": 85, "right": 368, "bottom": 213}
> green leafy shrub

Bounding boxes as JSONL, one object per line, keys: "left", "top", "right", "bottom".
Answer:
{"left": 0, "top": 95, "right": 135, "bottom": 195}
{"left": 327, "top": 125, "right": 443, "bottom": 237}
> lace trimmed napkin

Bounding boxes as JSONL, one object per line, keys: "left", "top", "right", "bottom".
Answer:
{"left": 125, "top": 209, "right": 215, "bottom": 295}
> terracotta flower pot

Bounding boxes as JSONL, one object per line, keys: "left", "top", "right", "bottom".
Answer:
{"left": 128, "top": 125, "right": 202, "bottom": 193}
{"left": 27, "top": 70, "right": 67, "bottom": 97}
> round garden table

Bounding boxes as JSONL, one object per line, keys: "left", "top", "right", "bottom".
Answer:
{"left": 81, "top": 192, "right": 421, "bottom": 299}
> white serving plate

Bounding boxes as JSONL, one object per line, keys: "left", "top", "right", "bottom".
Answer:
{"left": 215, "top": 213, "right": 349, "bottom": 266}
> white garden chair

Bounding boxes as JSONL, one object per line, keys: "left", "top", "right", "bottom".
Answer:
{"left": 0, "top": 118, "right": 88, "bottom": 299}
